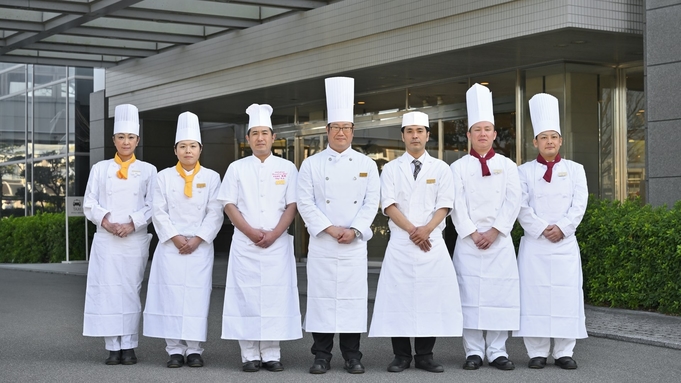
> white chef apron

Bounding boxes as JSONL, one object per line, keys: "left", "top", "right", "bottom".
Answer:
{"left": 370, "top": 233, "right": 463, "bottom": 337}
{"left": 222, "top": 233, "right": 302, "bottom": 341}
{"left": 303, "top": 234, "right": 368, "bottom": 333}
{"left": 453, "top": 232, "right": 520, "bottom": 331}
{"left": 83, "top": 231, "right": 151, "bottom": 337}
{"left": 143, "top": 239, "right": 214, "bottom": 341}
{"left": 513, "top": 235, "right": 587, "bottom": 339}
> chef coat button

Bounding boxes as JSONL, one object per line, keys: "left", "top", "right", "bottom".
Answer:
{"left": 496, "top": 190, "right": 499, "bottom": 193}
{"left": 354, "top": 201, "right": 357, "bottom": 204}
{"left": 349, "top": 158, "right": 353, "bottom": 161}
{"left": 172, "top": 189, "right": 175, "bottom": 192}
{"left": 171, "top": 205, "right": 175, "bottom": 208}
{"left": 326, "top": 200, "right": 330, "bottom": 204}
{"left": 326, "top": 177, "right": 329, "bottom": 180}
{"left": 328, "top": 158, "right": 332, "bottom": 161}
{"left": 353, "top": 177, "right": 357, "bottom": 180}
{"left": 133, "top": 192, "right": 138, "bottom": 195}
{"left": 108, "top": 191, "right": 112, "bottom": 195}
{"left": 197, "top": 206, "right": 201, "bottom": 210}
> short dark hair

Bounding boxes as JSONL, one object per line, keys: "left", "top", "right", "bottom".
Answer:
{"left": 401, "top": 125, "right": 430, "bottom": 133}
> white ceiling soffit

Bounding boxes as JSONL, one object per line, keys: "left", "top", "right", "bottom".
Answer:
{"left": 0, "top": 0, "right": 330, "bottom": 68}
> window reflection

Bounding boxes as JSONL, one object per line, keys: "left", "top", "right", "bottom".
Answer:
{"left": 1, "top": 163, "right": 26, "bottom": 217}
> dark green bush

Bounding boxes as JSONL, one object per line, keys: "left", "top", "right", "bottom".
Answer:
{"left": 0, "top": 213, "right": 95, "bottom": 263}
{"left": 512, "top": 196, "right": 681, "bottom": 315}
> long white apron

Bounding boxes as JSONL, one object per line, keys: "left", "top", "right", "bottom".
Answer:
{"left": 304, "top": 235, "right": 368, "bottom": 333}
{"left": 222, "top": 233, "right": 302, "bottom": 340}
{"left": 453, "top": 234, "right": 520, "bottom": 331}
{"left": 514, "top": 236, "right": 586, "bottom": 338}
{"left": 83, "top": 231, "right": 151, "bottom": 336}
{"left": 370, "top": 233, "right": 463, "bottom": 337}
{"left": 143, "top": 241, "right": 214, "bottom": 341}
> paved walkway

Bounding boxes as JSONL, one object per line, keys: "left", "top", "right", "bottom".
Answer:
{"left": 2, "top": 254, "right": 680, "bottom": 351}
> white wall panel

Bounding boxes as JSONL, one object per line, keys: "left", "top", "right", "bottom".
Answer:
{"left": 106, "top": 0, "right": 644, "bottom": 116}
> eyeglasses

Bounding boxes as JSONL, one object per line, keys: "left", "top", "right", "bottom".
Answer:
{"left": 328, "top": 125, "right": 354, "bottom": 133}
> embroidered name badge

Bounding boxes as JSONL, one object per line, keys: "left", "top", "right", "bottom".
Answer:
{"left": 359, "top": 172, "right": 368, "bottom": 177}
{"left": 131, "top": 170, "right": 141, "bottom": 177}
{"left": 426, "top": 179, "right": 436, "bottom": 184}
{"left": 558, "top": 172, "right": 568, "bottom": 177}
{"left": 196, "top": 183, "right": 206, "bottom": 188}
{"left": 493, "top": 169, "right": 503, "bottom": 175}
{"left": 272, "top": 170, "right": 288, "bottom": 185}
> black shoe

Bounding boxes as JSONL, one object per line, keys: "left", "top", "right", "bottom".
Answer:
{"left": 105, "top": 350, "right": 121, "bottom": 365}
{"left": 555, "top": 356, "right": 578, "bottom": 370}
{"left": 415, "top": 358, "right": 444, "bottom": 373}
{"left": 242, "top": 360, "right": 261, "bottom": 372}
{"left": 186, "top": 353, "right": 203, "bottom": 367}
{"left": 490, "top": 356, "right": 515, "bottom": 370}
{"left": 309, "top": 358, "right": 330, "bottom": 374}
{"left": 263, "top": 361, "right": 284, "bottom": 372}
{"left": 463, "top": 355, "right": 483, "bottom": 370}
{"left": 120, "top": 349, "right": 137, "bottom": 365}
{"left": 167, "top": 354, "right": 184, "bottom": 368}
{"left": 528, "top": 357, "right": 547, "bottom": 369}
{"left": 387, "top": 357, "right": 411, "bottom": 372}
{"left": 344, "top": 358, "right": 365, "bottom": 374}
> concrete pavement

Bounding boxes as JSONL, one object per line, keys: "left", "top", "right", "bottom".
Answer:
{"left": 1, "top": 254, "right": 681, "bottom": 382}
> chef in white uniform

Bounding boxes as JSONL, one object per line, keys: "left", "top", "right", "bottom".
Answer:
{"left": 450, "top": 83, "right": 521, "bottom": 371}
{"left": 83, "top": 104, "right": 157, "bottom": 365}
{"left": 369, "top": 111, "right": 463, "bottom": 374}
{"left": 297, "top": 77, "right": 380, "bottom": 375}
{"left": 513, "top": 93, "right": 588, "bottom": 370}
{"left": 219, "top": 103, "right": 302, "bottom": 373}
{"left": 143, "top": 111, "right": 224, "bottom": 368}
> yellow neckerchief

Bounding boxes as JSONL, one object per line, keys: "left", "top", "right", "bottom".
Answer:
{"left": 175, "top": 161, "right": 201, "bottom": 197}
{"left": 114, "top": 153, "right": 136, "bottom": 179}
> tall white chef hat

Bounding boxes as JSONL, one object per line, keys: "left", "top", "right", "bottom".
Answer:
{"left": 529, "top": 93, "right": 561, "bottom": 137}
{"left": 113, "top": 104, "right": 139, "bottom": 135}
{"left": 246, "top": 103, "right": 273, "bottom": 132}
{"left": 466, "top": 83, "right": 495, "bottom": 129}
{"left": 175, "top": 111, "right": 202, "bottom": 144}
{"left": 401, "top": 111, "right": 430, "bottom": 131}
{"left": 325, "top": 77, "right": 354, "bottom": 124}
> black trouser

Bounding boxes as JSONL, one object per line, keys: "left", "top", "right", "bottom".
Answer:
{"left": 391, "top": 337, "right": 437, "bottom": 362}
{"left": 311, "top": 332, "right": 362, "bottom": 361}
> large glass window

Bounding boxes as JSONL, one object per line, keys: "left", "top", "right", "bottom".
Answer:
{"left": 1, "top": 163, "right": 26, "bottom": 218}
{"left": 626, "top": 67, "right": 645, "bottom": 200}
{"left": 0, "top": 93, "right": 27, "bottom": 162}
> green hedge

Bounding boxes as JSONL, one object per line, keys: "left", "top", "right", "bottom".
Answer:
{"left": 512, "top": 197, "right": 681, "bottom": 315}
{"left": 0, "top": 213, "right": 95, "bottom": 263}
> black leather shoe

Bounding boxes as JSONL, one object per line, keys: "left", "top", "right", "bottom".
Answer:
{"left": 263, "top": 361, "right": 284, "bottom": 372}
{"left": 415, "top": 358, "right": 444, "bottom": 373}
{"left": 528, "top": 357, "right": 547, "bottom": 369}
{"left": 344, "top": 358, "right": 365, "bottom": 374}
{"left": 167, "top": 354, "right": 184, "bottom": 368}
{"left": 555, "top": 356, "right": 578, "bottom": 370}
{"left": 186, "top": 353, "right": 203, "bottom": 367}
{"left": 309, "top": 358, "right": 330, "bottom": 374}
{"left": 242, "top": 360, "right": 261, "bottom": 372}
{"left": 387, "top": 357, "right": 411, "bottom": 372}
{"left": 463, "top": 355, "right": 483, "bottom": 370}
{"left": 120, "top": 349, "right": 137, "bottom": 365}
{"left": 490, "top": 356, "right": 515, "bottom": 370}
{"left": 105, "top": 350, "right": 121, "bottom": 365}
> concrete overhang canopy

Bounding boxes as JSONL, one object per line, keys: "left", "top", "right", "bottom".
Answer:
{"left": 0, "top": 0, "right": 330, "bottom": 68}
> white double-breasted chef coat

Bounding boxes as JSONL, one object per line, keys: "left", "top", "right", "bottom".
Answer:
{"left": 370, "top": 152, "right": 463, "bottom": 337}
{"left": 450, "top": 153, "right": 521, "bottom": 331}
{"left": 219, "top": 154, "right": 302, "bottom": 341}
{"left": 83, "top": 158, "right": 157, "bottom": 337}
{"left": 513, "top": 159, "right": 588, "bottom": 339}
{"left": 143, "top": 165, "right": 224, "bottom": 342}
{"left": 297, "top": 146, "right": 380, "bottom": 333}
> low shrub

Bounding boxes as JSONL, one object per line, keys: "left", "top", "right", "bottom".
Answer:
{"left": 0, "top": 213, "right": 95, "bottom": 263}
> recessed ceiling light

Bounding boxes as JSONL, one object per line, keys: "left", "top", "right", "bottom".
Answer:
{"left": 357, "top": 101, "right": 365, "bottom": 105}
{"left": 480, "top": 82, "right": 489, "bottom": 85}
{"left": 571, "top": 40, "right": 586, "bottom": 44}
{"left": 556, "top": 43, "right": 569, "bottom": 47}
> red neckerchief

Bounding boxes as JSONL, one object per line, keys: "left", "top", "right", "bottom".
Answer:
{"left": 470, "top": 148, "right": 495, "bottom": 177}
{"left": 536, "top": 153, "right": 562, "bottom": 182}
